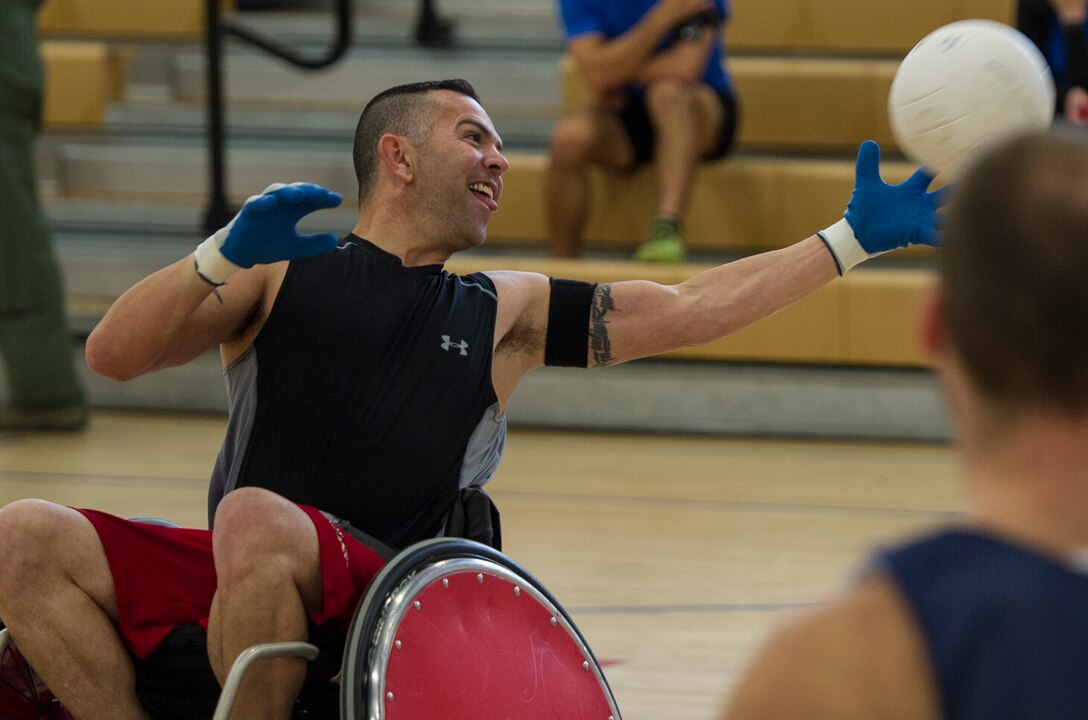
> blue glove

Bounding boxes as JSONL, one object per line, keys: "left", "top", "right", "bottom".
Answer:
{"left": 194, "top": 183, "right": 342, "bottom": 285}
{"left": 818, "top": 141, "right": 950, "bottom": 274}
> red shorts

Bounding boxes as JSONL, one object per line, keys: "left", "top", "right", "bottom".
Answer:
{"left": 77, "top": 505, "right": 385, "bottom": 659}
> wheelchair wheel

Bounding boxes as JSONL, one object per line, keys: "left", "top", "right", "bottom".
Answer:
{"left": 340, "top": 538, "right": 620, "bottom": 720}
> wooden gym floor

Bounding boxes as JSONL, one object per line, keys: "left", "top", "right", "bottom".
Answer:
{"left": 0, "top": 410, "right": 963, "bottom": 719}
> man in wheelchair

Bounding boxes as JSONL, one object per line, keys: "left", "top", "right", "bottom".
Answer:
{"left": 0, "top": 77, "right": 943, "bottom": 718}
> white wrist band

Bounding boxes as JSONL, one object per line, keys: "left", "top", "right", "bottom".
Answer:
{"left": 817, "top": 217, "right": 868, "bottom": 275}
{"left": 194, "top": 233, "right": 241, "bottom": 286}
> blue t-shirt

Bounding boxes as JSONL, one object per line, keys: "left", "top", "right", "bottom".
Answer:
{"left": 879, "top": 529, "right": 1088, "bottom": 720}
{"left": 557, "top": 0, "right": 732, "bottom": 93}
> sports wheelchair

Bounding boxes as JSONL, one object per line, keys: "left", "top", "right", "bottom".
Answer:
{"left": 0, "top": 538, "right": 621, "bottom": 719}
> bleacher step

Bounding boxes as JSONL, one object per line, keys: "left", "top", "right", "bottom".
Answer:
{"left": 97, "top": 99, "right": 552, "bottom": 151}
{"left": 232, "top": 5, "right": 563, "bottom": 53}
{"left": 728, "top": 0, "right": 1013, "bottom": 54}
{"left": 57, "top": 141, "right": 356, "bottom": 201}
{"left": 42, "top": 41, "right": 123, "bottom": 128}
{"left": 168, "top": 47, "right": 561, "bottom": 119}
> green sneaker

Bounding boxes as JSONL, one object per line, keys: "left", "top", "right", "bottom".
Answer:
{"left": 635, "top": 217, "right": 686, "bottom": 264}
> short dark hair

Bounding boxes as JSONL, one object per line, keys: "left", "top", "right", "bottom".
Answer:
{"left": 352, "top": 79, "right": 481, "bottom": 202}
{"left": 942, "top": 130, "right": 1088, "bottom": 416}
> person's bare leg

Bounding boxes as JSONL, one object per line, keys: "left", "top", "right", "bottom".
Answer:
{"left": 0, "top": 500, "right": 145, "bottom": 718}
{"left": 546, "top": 108, "right": 634, "bottom": 258}
{"left": 635, "top": 80, "right": 725, "bottom": 262}
{"left": 645, "top": 80, "right": 724, "bottom": 219}
{"left": 206, "top": 488, "right": 324, "bottom": 720}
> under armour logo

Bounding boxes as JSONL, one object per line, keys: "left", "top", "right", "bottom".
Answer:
{"left": 441, "top": 335, "right": 469, "bottom": 356}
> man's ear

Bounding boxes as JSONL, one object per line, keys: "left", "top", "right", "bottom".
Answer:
{"left": 377, "top": 133, "right": 415, "bottom": 184}
{"left": 917, "top": 286, "right": 948, "bottom": 364}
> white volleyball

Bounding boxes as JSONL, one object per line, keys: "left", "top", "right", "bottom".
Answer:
{"left": 888, "top": 19, "right": 1055, "bottom": 179}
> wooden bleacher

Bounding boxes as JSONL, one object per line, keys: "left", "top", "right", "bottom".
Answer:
{"left": 38, "top": 0, "right": 218, "bottom": 39}
{"left": 728, "top": 0, "right": 1014, "bottom": 53}
{"left": 732, "top": 56, "right": 899, "bottom": 152}
{"left": 37, "top": 0, "right": 216, "bottom": 128}
{"left": 42, "top": 41, "right": 131, "bottom": 127}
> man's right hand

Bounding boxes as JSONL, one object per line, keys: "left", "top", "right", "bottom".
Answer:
{"left": 194, "top": 183, "right": 342, "bottom": 286}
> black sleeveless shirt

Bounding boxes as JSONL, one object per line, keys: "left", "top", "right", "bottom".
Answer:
{"left": 208, "top": 236, "right": 506, "bottom": 548}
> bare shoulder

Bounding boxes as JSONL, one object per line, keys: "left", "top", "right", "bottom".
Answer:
{"left": 722, "top": 573, "right": 938, "bottom": 720}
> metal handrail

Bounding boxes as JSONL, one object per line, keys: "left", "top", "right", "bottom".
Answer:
{"left": 203, "top": 0, "right": 354, "bottom": 232}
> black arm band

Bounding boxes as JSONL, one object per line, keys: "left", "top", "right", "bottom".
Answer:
{"left": 544, "top": 278, "right": 597, "bottom": 368}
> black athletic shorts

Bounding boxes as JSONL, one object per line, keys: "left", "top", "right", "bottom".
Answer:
{"left": 618, "top": 87, "right": 739, "bottom": 169}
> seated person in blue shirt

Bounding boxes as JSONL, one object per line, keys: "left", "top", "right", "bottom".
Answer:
{"left": 547, "top": 0, "right": 738, "bottom": 263}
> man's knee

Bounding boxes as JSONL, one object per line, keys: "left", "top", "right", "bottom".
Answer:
{"left": 0, "top": 500, "right": 81, "bottom": 597}
{"left": 645, "top": 78, "right": 699, "bottom": 116}
{"left": 214, "top": 486, "right": 279, "bottom": 525}
{"left": 0, "top": 499, "right": 71, "bottom": 562}
{"left": 548, "top": 116, "right": 598, "bottom": 167}
{"left": 212, "top": 489, "right": 315, "bottom": 569}
{"left": 212, "top": 489, "right": 323, "bottom": 610}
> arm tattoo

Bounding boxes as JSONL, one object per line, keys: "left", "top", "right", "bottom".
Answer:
{"left": 589, "top": 283, "right": 615, "bottom": 367}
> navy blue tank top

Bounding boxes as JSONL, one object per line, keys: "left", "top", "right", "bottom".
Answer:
{"left": 879, "top": 530, "right": 1088, "bottom": 720}
{"left": 208, "top": 236, "right": 506, "bottom": 548}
